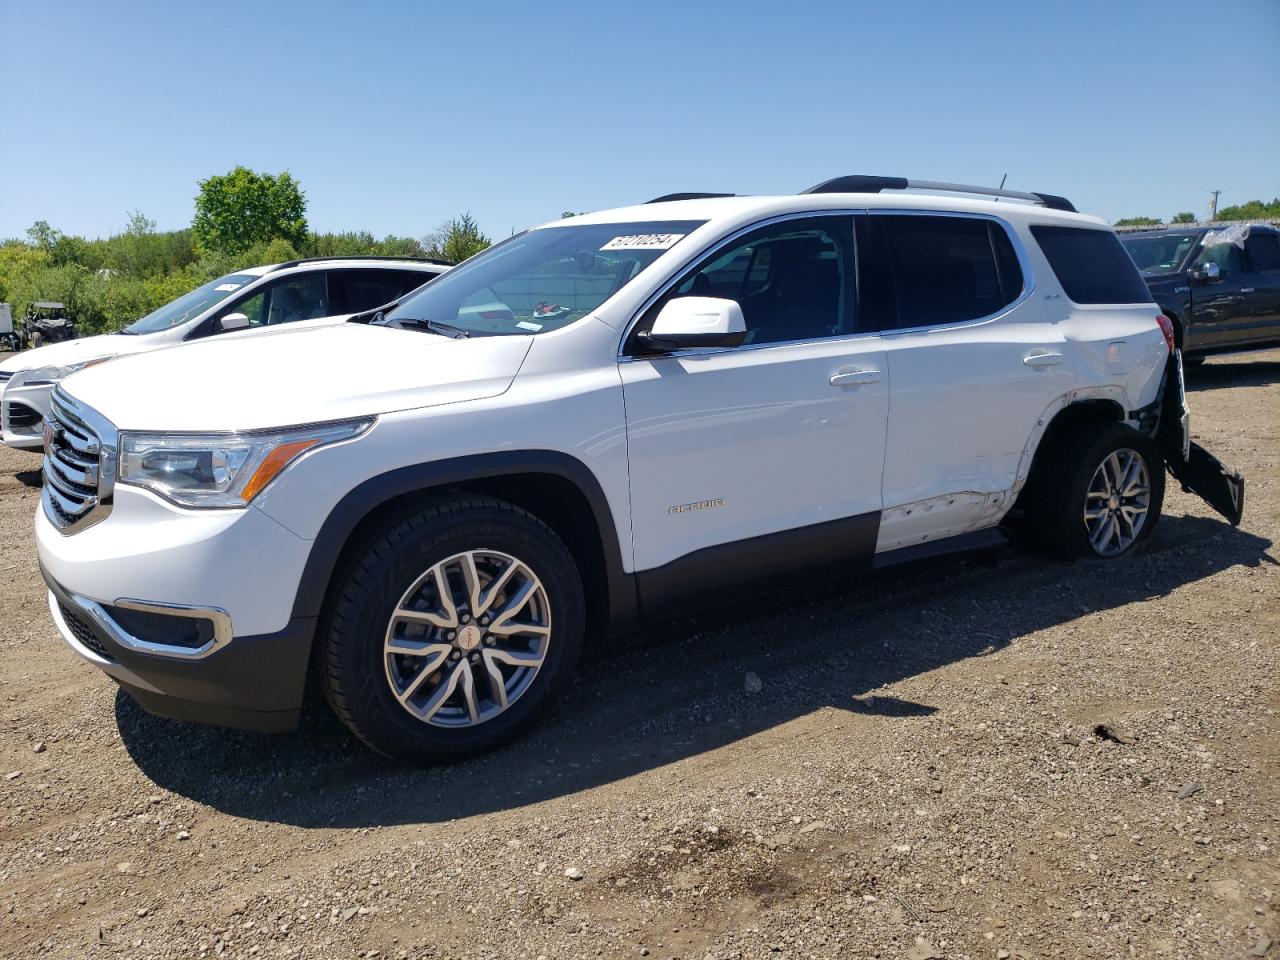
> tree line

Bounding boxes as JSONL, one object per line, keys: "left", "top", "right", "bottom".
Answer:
{"left": 0, "top": 166, "right": 494, "bottom": 335}
{"left": 1115, "top": 197, "right": 1280, "bottom": 227}
{"left": 6, "top": 168, "right": 1277, "bottom": 336}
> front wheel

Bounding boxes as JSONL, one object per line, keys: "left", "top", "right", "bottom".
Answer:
{"left": 1018, "top": 421, "right": 1164, "bottom": 559}
{"left": 321, "top": 496, "right": 586, "bottom": 763}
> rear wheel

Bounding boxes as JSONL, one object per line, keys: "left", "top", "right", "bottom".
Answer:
{"left": 1017, "top": 421, "right": 1164, "bottom": 559}
{"left": 321, "top": 496, "right": 585, "bottom": 763}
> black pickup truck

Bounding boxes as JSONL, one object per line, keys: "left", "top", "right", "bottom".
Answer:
{"left": 1120, "top": 224, "right": 1280, "bottom": 363}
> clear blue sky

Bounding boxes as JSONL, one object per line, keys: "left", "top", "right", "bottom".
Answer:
{"left": 2, "top": 0, "right": 1277, "bottom": 241}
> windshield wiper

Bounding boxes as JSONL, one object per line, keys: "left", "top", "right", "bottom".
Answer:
{"left": 395, "top": 317, "right": 471, "bottom": 339}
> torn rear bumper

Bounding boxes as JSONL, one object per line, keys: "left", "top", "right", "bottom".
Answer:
{"left": 1155, "top": 352, "right": 1245, "bottom": 525}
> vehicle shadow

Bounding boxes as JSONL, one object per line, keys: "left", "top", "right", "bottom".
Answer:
{"left": 1186, "top": 357, "right": 1280, "bottom": 391}
{"left": 117, "top": 513, "right": 1274, "bottom": 828}
{"left": 14, "top": 468, "right": 43, "bottom": 490}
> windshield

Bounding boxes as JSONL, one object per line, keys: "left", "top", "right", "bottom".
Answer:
{"left": 124, "top": 273, "right": 259, "bottom": 334}
{"left": 382, "top": 220, "right": 706, "bottom": 335}
{"left": 1120, "top": 233, "right": 1201, "bottom": 276}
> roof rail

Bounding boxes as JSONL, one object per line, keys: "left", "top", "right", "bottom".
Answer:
{"left": 269, "top": 255, "right": 454, "bottom": 272}
{"left": 646, "top": 192, "right": 736, "bottom": 203}
{"left": 802, "top": 175, "right": 1077, "bottom": 213}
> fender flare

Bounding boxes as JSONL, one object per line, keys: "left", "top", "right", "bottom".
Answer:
{"left": 289, "top": 450, "right": 638, "bottom": 628}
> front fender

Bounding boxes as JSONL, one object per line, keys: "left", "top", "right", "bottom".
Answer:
{"left": 288, "top": 450, "right": 637, "bottom": 627}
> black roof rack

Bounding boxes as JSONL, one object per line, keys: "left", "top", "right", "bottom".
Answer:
{"left": 802, "top": 175, "right": 1077, "bottom": 213}
{"left": 270, "top": 255, "right": 454, "bottom": 272}
{"left": 646, "top": 192, "right": 736, "bottom": 203}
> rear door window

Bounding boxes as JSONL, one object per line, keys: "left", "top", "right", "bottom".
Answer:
{"left": 1245, "top": 232, "right": 1280, "bottom": 273}
{"left": 1031, "top": 226, "right": 1153, "bottom": 304}
{"left": 859, "top": 215, "right": 1025, "bottom": 330}
{"left": 328, "top": 269, "right": 437, "bottom": 314}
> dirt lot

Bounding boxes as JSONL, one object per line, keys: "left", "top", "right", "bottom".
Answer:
{"left": 1, "top": 352, "right": 1277, "bottom": 960}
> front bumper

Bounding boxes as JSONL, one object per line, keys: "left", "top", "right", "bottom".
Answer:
{"left": 43, "top": 566, "right": 314, "bottom": 732}
{"left": 37, "top": 483, "right": 321, "bottom": 733}
{"left": 2, "top": 379, "right": 53, "bottom": 449}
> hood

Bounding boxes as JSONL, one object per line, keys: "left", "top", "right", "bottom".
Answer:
{"left": 0, "top": 333, "right": 147, "bottom": 375}
{"left": 59, "top": 322, "right": 533, "bottom": 432}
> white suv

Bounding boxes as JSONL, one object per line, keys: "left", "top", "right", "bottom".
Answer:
{"left": 0, "top": 257, "right": 449, "bottom": 450}
{"left": 34, "top": 177, "right": 1244, "bottom": 762}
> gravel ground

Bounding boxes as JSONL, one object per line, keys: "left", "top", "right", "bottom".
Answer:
{"left": 1, "top": 351, "right": 1277, "bottom": 960}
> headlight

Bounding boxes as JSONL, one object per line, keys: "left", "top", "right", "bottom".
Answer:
{"left": 25, "top": 355, "right": 115, "bottom": 385}
{"left": 118, "top": 419, "right": 373, "bottom": 508}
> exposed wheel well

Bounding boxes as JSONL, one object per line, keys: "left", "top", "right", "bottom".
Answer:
{"left": 1010, "top": 399, "right": 1127, "bottom": 519}
{"left": 325, "top": 472, "right": 614, "bottom": 639}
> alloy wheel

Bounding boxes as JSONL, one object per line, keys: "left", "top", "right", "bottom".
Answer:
{"left": 383, "top": 549, "right": 551, "bottom": 727}
{"left": 1083, "top": 448, "right": 1151, "bottom": 557}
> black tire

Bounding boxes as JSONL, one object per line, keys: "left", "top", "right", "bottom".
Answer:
{"left": 321, "top": 495, "right": 585, "bottom": 763}
{"left": 1017, "top": 421, "right": 1164, "bottom": 559}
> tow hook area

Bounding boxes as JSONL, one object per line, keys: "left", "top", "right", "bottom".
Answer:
{"left": 1140, "top": 352, "right": 1246, "bottom": 526}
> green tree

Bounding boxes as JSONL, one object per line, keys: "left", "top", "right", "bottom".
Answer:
{"left": 1115, "top": 216, "right": 1162, "bottom": 227}
{"left": 261, "top": 237, "right": 299, "bottom": 264}
{"left": 424, "top": 213, "right": 491, "bottom": 263}
{"left": 1171, "top": 212, "right": 1196, "bottom": 224}
{"left": 1215, "top": 198, "right": 1280, "bottom": 221}
{"left": 192, "top": 166, "right": 308, "bottom": 257}
{"left": 26, "top": 220, "right": 62, "bottom": 251}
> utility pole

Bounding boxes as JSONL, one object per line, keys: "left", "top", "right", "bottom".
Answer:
{"left": 1210, "top": 190, "right": 1221, "bottom": 220}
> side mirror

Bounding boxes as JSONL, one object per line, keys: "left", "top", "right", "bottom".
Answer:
{"left": 636, "top": 296, "right": 747, "bottom": 354}
{"left": 1193, "top": 261, "right": 1222, "bottom": 284}
{"left": 218, "top": 312, "right": 250, "bottom": 333}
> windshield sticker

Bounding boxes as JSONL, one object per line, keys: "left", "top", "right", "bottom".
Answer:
{"left": 516, "top": 320, "right": 544, "bottom": 331}
{"left": 600, "top": 233, "right": 685, "bottom": 251}
{"left": 214, "top": 283, "right": 243, "bottom": 292}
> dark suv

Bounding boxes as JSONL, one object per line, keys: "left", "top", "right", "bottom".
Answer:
{"left": 1120, "top": 224, "right": 1280, "bottom": 363}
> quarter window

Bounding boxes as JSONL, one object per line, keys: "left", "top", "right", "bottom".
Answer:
{"left": 657, "top": 216, "right": 853, "bottom": 346}
{"left": 860, "top": 215, "right": 1025, "bottom": 330}
{"left": 1031, "top": 225, "right": 1152, "bottom": 304}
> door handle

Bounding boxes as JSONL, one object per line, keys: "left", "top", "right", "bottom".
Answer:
{"left": 1023, "top": 351, "right": 1064, "bottom": 367}
{"left": 830, "top": 369, "right": 881, "bottom": 387}
{"left": 1240, "top": 287, "right": 1255, "bottom": 294}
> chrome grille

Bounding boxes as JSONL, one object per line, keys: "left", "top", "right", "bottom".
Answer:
{"left": 0, "top": 371, "right": 12, "bottom": 383}
{"left": 42, "top": 390, "right": 117, "bottom": 534}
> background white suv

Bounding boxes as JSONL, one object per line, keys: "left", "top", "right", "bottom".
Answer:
{"left": 0, "top": 256, "right": 449, "bottom": 450}
{"left": 34, "top": 177, "right": 1244, "bottom": 762}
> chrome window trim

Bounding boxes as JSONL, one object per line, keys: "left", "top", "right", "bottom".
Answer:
{"left": 864, "top": 208, "right": 1038, "bottom": 337}
{"left": 616, "top": 208, "right": 864, "bottom": 360}
{"left": 616, "top": 328, "right": 884, "bottom": 363}
{"left": 64, "top": 590, "right": 233, "bottom": 661}
{"left": 616, "top": 207, "right": 1038, "bottom": 359}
